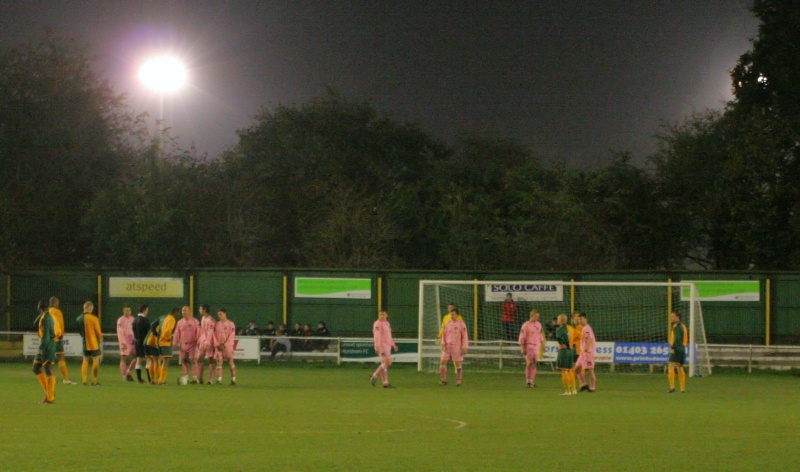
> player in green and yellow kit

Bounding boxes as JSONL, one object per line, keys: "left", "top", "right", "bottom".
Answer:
{"left": 668, "top": 311, "right": 688, "bottom": 393}
{"left": 155, "top": 308, "right": 179, "bottom": 385}
{"left": 33, "top": 300, "right": 59, "bottom": 404}
{"left": 76, "top": 301, "right": 103, "bottom": 386}
{"left": 49, "top": 296, "right": 76, "bottom": 384}
{"left": 555, "top": 314, "right": 576, "bottom": 396}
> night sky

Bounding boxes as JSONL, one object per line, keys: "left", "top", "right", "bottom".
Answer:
{"left": 0, "top": 1, "right": 758, "bottom": 166}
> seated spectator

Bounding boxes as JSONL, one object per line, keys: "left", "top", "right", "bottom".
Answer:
{"left": 263, "top": 322, "right": 276, "bottom": 336}
{"left": 268, "top": 325, "right": 292, "bottom": 360}
{"left": 244, "top": 320, "right": 262, "bottom": 336}
{"left": 290, "top": 322, "right": 303, "bottom": 351}
{"left": 314, "top": 321, "right": 331, "bottom": 351}
{"left": 262, "top": 321, "right": 277, "bottom": 351}
{"left": 301, "top": 323, "right": 314, "bottom": 351}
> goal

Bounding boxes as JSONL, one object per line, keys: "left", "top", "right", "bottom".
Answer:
{"left": 417, "top": 280, "right": 712, "bottom": 377}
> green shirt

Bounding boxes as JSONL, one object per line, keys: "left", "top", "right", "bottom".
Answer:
{"left": 37, "top": 311, "right": 56, "bottom": 350}
{"left": 555, "top": 325, "right": 570, "bottom": 347}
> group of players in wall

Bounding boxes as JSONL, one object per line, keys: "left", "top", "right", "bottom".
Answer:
{"left": 31, "top": 296, "right": 690, "bottom": 404}
{"left": 31, "top": 297, "right": 238, "bottom": 403}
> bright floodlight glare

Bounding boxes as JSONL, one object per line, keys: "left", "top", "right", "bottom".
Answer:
{"left": 138, "top": 56, "right": 187, "bottom": 92}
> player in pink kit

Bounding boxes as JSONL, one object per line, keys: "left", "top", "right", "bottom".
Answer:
{"left": 370, "top": 310, "right": 399, "bottom": 388}
{"left": 214, "top": 308, "right": 236, "bottom": 386}
{"left": 439, "top": 309, "right": 469, "bottom": 386}
{"left": 116, "top": 306, "right": 136, "bottom": 381}
{"left": 173, "top": 305, "right": 200, "bottom": 385}
{"left": 574, "top": 312, "right": 596, "bottom": 393}
{"left": 195, "top": 303, "right": 217, "bottom": 385}
{"left": 518, "top": 309, "right": 545, "bottom": 388}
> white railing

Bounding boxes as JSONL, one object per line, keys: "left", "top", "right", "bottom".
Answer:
{"left": 3, "top": 332, "right": 799, "bottom": 372}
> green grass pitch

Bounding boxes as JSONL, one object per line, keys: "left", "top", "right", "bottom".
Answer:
{"left": 2, "top": 362, "right": 798, "bottom": 471}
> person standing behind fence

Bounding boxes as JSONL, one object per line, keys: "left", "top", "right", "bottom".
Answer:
{"left": 49, "top": 297, "right": 76, "bottom": 385}
{"left": 371, "top": 310, "right": 398, "bottom": 388}
{"left": 33, "top": 300, "right": 58, "bottom": 404}
{"left": 518, "top": 309, "right": 545, "bottom": 388}
{"left": 116, "top": 306, "right": 136, "bottom": 381}
{"left": 132, "top": 305, "right": 150, "bottom": 383}
{"left": 173, "top": 306, "right": 200, "bottom": 385}
{"left": 76, "top": 301, "right": 103, "bottom": 386}
{"left": 501, "top": 293, "right": 518, "bottom": 341}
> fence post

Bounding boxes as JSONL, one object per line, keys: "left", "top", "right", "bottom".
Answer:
{"left": 499, "top": 340, "right": 503, "bottom": 370}
{"left": 336, "top": 337, "right": 341, "bottom": 366}
{"left": 748, "top": 345, "right": 753, "bottom": 373}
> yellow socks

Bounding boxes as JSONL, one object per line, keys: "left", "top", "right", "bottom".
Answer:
{"left": 159, "top": 365, "right": 168, "bottom": 384}
{"left": 678, "top": 369, "right": 686, "bottom": 391}
{"left": 36, "top": 372, "right": 48, "bottom": 393}
{"left": 92, "top": 361, "right": 99, "bottom": 384}
{"left": 81, "top": 361, "right": 89, "bottom": 384}
{"left": 46, "top": 375, "right": 56, "bottom": 402}
{"left": 668, "top": 368, "right": 676, "bottom": 389}
{"left": 58, "top": 360, "right": 70, "bottom": 381}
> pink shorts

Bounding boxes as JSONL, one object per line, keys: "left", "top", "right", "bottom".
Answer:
{"left": 441, "top": 346, "right": 464, "bottom": 362}
{"left": 525, "top": 345, "right": 540, "bottom": 362}
{"left": 215, "top": 346, "right": 234, "bottom": 361}
{"left": 196, "top": 344, "right": 215, "bottom": 360}
{"left": 119, "top": 342, "right": 135, "bottom": 356}
{"left": 377, "top": 344, "right": 393, "bottom": 358}
{"left": 575, "top": 353, "right": 595, "bottom": 370}
{"left": 180, "top": 344, "right": 197, "bottom": 360}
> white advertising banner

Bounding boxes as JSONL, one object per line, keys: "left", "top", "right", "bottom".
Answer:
{"left": 233, "top": 336, "right": 261, "bottom": 363}
{"left": 23, "top": 333, "right": 83, "bottom": 357}
{"left": 485, "top": 283, "right": 565, "bottom": 302}
{"left": 540, "top": 340, "right": 614, "bottom": 363}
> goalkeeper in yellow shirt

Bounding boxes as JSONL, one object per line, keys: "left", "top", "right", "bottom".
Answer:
{"left": 76, "top": 301, "right": 103, "bottom": 386}
{"left": 437, "top": 304, "right": 464, "bottom": 346}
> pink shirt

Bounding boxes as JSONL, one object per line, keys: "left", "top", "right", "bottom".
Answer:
{"left": 581, "top": 324, "right": 596, "bottom": 356}
{"left": 518, "top": 320, "right": 543, "bottom": 348}
{"left": 198, "top": 315, "right": 216, "bottom": 347}
{"left": 173, "top": 317, "right": 200, "bottom": 350}
{"left": 442, "top": 320, "right": 469, "bottom": 350}
{"left": 372, "top": 320, "right": 394, "bottom": 349}
{"left": 214, "top": 320, "right": 236, "bottom": 349}
{"left": 116, "top": 315, "right": 135, "bottom": 347}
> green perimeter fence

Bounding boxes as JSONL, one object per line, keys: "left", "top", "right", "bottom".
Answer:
{"left": 2, "top": 269, "right": 799, "bottom": 345}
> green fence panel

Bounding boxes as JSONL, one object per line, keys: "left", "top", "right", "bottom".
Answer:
{"left": 10, "top": 270, "right": 98, "bottom": 332}
{"left": 288, "top": 270, "right": 380, "bottom": 337}
{"left": 771, "top": 274, "right": 800, "bottom": 344}
{"left": 196, "top": 270, "right": 284, "bottom": 330}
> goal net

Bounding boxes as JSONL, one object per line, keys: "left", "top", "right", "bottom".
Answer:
{"left": 418, "top": 280, "right": 712, "bottom": 377}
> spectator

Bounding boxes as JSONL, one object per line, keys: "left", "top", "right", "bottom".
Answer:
{"left": 314, "top": 321, "right": 331, "bottom": 351}
{"left": 501, "top": 293, "right": 518, "bottom": 341}
{"left": 290, "top": 322, "right": 304, "bottom": 351}
{"left": 262, "top": 322, "right": 276, "bottom": 336}
{"left": 301, "top": 323, "right": 314, "bottom": 351}
{"left": 244, "top": 320, "right": 261, "bottom": 336}
{"left": 545, "top": 317, "right": 559, "bottom": 340}
{"left": 262, "top": 321, "right": 277, "bottom": 351}
{"left": 268, "top": 324, "right": 291, "bottom": 360}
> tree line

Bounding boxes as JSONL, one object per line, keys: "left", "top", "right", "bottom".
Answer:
{"left": 1, "top": 1, "right": 798, "bottom": 271}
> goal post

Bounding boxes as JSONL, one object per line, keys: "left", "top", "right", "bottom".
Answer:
{"left": 418, "top": 280, "right": 712, "bottom": 377}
